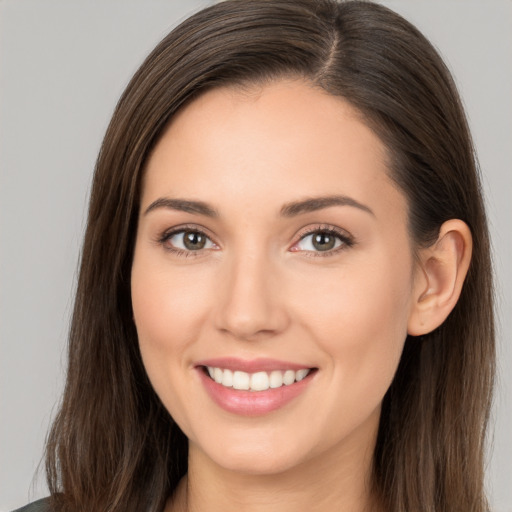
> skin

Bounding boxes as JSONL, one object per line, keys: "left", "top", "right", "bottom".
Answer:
{"left": 131, "top": 79, "right": 472, "bottom": 512}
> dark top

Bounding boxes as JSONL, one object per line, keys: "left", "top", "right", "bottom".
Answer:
{"left": 11, "top": 498, "right": 52, "bottom": 512}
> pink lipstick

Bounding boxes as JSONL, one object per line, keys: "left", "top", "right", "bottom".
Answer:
{"left": 195, "top": 358, "right": 317, "bottom": 416}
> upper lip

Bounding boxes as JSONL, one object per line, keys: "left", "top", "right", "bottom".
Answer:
{"left": 195, "top": 357, "right": 315, "bottom": 373}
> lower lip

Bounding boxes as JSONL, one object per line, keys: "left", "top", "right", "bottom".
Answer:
{"left": 197, "top": 368, "right": 315, "bottom": 416}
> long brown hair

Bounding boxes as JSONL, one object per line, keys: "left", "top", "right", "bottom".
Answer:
{"left": 45, "top": 1, "right": 495, "bottom": 511}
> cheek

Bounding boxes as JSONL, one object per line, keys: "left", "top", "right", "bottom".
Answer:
{"left": 291, "top": 254, "right": 413, "bottom": 398}
{"left": 130, "top": 253, "right": 215, "bottom": 429}
{"left": 130, "top": 250, "right": 203, "bottom": 405}
{"left": 131, "top": 256, "right": 212, "bottom": 352}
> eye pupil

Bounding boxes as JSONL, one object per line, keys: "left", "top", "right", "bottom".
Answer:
{"left": 312, "top": 232, "right": 336, "bottom": 251}
{"left": 184, "top": 231, "right": 206, "bottom": 250}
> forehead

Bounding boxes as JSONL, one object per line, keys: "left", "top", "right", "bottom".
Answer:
{"left": 142, "top": 79, "right": 404, "bottom": 222}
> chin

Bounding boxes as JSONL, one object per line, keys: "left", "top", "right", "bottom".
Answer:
{"left": 215, "top": 449, "right": 306, "bottom": 476}
{"left": 192, "top": 430, "right": 312, "bottom": 476}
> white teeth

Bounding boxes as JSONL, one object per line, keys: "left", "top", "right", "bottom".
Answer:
{"left": 250, "top": 371, "right": 269, "bottom": 391}
{"left": 296, "top": 369, "right": 309, "bottom": 381}
{"left": 206, "top": 366, "right": 311, "bottom": 391}
{"left": 214, "top": 367, "right": 223, "bottom": 384}
{"left": 233, "top": 370, "right": 250, "bottom": 390}
{"left": 283, "top": 370, "right": 295, "bottom": 385}
{"left": 222, "top": 369, "right": 233, "bottom": 387}
{"left": 269, "top": 370, "right": 283, "bottom": 388}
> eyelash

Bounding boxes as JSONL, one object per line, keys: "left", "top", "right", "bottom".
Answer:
{"left": 157, "top": 224, "right": 216, "bottom": 259}
{"left": 157, "top": 223, "right": 355, "bottom": 259}
{"left": 294, "top": 225, "right": 354, "bottom": 258}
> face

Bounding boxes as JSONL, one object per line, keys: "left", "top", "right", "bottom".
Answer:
{"left": 131, "top": 79, "right": 419, "bottom": 476}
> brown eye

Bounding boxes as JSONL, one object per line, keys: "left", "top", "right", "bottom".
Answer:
{"left": 292, "top": 228, "right": 353, "bottom": 256}
{"left": 311, "top": 232, "right": 337, "bottom": 251}
{"left": 183, "top": 231, "right": 207, "bottom": 250}
{"left": 162, "top": 229, "right": 216, "bottom": 253}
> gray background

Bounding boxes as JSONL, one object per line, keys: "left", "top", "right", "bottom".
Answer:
{"left": 1, "top": 1, "right": 510, "bottom": 511}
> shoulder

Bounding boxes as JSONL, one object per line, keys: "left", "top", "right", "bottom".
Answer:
{"left": 11, "top": 497, "right": 53, "bottom": 512}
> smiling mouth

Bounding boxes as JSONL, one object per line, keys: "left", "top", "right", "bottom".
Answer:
{"left": 202, "top": 366, "right": 317, "bottom": 392}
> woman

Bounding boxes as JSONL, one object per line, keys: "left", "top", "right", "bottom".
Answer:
{"left": 14, "top": 0, "right": 495, "bottom": 511}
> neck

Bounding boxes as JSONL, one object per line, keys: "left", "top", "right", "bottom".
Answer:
{"left": 166, "top": 408, "right": 382, "bottom": 512}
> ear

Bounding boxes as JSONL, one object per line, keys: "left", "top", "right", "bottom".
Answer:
{"left": 408, "top": 219, "right": 472, "bottom": 336}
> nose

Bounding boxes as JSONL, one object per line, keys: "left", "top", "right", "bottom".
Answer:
{"left": 213, "top": 248, "right": 290, "bottom": 341}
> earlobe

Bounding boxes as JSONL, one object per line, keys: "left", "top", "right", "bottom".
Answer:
{"left": 408, "top": 219, "right": 472, "bottom": 336}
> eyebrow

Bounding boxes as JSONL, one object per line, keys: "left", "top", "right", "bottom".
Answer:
{"left": 144, "top": 197, "right": 219, "bottom": 217}
{"left": 144, "top": 194, "right": 374, "bottom": 218}
{"left": 280, "top": 195, "right": 374, "bottom": 217}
